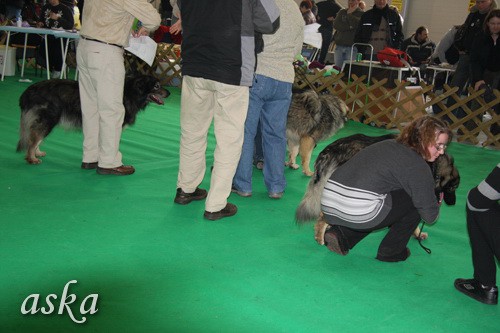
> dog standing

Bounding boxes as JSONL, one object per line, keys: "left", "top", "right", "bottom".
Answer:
{"left": 16, "top": 75, "right": 169, "bottom": 164}
{"left": 285, "top": 90, "right": 348, "bottom": 176}
{"left": 294, "top": 133, "right": 460, "bottom": 243}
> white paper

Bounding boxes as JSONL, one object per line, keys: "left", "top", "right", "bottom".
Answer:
{"left": 303, "top": 23, "right": 322, "bottom": 49}
{"left": 125, "top": 35, "right": 158, "bottom": 66}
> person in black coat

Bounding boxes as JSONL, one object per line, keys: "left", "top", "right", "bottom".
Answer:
{"left": 354, "top": 0, "right": 403, "bottom": 59}
{"left": 469, "top": 9, "right": 500, "bottom": 135}
{"left": 316, "top": 0, "right": 342, "bottom": 64}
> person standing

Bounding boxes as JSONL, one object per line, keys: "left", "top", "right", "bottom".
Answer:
{"left": 354, "top": 0, "right": 403, "bottom": 60}
{"left": 173, "top": 0, "right": 280, "bottom": 220}
{"left": 333, "top": 0, "right": 363, "bottom": 70}
{"left": 469, "top": 9, "right": 500, "bottom": 135}
{"left": 455, "top": 164, "right": 499, "bottom": 305}
{"left": 316, "top": 0, "right": 343, "bottom": 64}
{"left": 232, "top": 0, "right": 303, "bottom": 200}
{"left": 447, "top": 0, "right": 497, "bottom": 123}
{"left": 77, "top": 0, "right": 160, "bottom": 175}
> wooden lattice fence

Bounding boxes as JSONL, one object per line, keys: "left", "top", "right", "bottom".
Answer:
{"left": 294, "top": 66, "right": 500, "bottom": 148}
{"left": 124, "top": 42, "right": 182, "bottom": 87}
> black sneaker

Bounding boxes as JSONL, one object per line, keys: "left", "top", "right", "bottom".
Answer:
{"left": 454, "top": 278, "right": 498, "bottom": 305}
{"left": 376, "top": 247, "right": 411, "bottom": 262}
{"left": 174, "top": 188, "right": 207, "bottom": 205}
{"left": 323, "top": 225, "right": 349, "bottom": 255}
{"left": 203, "top": 203, "right": 237, "bottom": 220}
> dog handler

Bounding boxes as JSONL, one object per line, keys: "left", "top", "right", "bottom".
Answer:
{"left": 77, "top": 0, "right": 160, "bottom": 175}
{"left": 319, "top": 116, "right": 451, "bottom": 262}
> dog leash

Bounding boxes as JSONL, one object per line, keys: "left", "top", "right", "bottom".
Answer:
{"left": 416, "top": 221, "right": 431, "bottom": 254}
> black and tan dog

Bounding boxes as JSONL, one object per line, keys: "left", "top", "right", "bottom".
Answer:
{"left": 286, "top": 90, "right": 348, "bottom": 176}
{"left": 16, "top": 75, "right": 169, "bottom": 164}
{"left": 294, "top": 133, "right": 460, "bottom": 243}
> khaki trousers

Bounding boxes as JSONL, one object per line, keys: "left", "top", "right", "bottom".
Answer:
{"left": 77, "top": 39, "right": 125, "bottom": 168}
{"left": 177, "top": 76, "right": 249, "bottom": 212}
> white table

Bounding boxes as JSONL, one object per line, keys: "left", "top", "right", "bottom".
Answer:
{"left": 52, "top": 30, "right": 80, "bottom": 79}
{"left": 0, "top": 25, "right": 79, "bottom": 81}
{"left": 343, "top": 60, "right": 422, "bottom": 85}
{"left": 426, "top": 65, "right": 456, "bottom": 85}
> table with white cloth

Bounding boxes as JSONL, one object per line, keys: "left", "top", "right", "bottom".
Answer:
{"left": 0, "top": 25, "right": 79, "bottom": 81}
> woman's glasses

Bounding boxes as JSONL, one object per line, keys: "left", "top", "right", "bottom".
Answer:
{"left": 435, "top": 143, "right": 447, "bottom": 151}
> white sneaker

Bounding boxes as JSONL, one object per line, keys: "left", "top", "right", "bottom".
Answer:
{"left": 50, "top": 71, "right": 61, "bottom": 79}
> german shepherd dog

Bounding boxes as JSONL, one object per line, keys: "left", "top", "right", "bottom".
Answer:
{"left": 285, "top": 90, "right": 348, "bottom": 176}
{"left": 16, "top": 75, "right": 170, "bottom": 164}
{"left": 294, "top": 133, "right": 460, "bottom": 243}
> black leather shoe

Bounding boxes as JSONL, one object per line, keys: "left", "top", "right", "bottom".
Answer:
{"left": 174, "top": 188, "right": 207, "bottom": 205}
{"left": 96, "top": 165, "right": 135, "bottom": 175}
{"left": 323, "top": 225, "right": 349, "bottom": 255}
{"left": 376, "top": 247, "right": 411, "bottom": 262}
{"left": 203, "top": 203, "right": 237, "bottom": 220}
{"left": 455, "top": 278, "right": 498, "bottom": 305}
{"left": 81, "top": 162, "right": 98, "bottom": 170}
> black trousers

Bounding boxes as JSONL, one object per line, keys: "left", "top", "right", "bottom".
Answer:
{"left": 336, "top": 189, "right": 422, "bottom": 257}
{"left": 467, "top": 204, "right": 500, "bottom": 287}
{"left": 318, "top": 27, "right": 332, "bottom": 64}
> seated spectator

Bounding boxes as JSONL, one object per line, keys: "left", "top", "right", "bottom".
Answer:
{"left": 401, "top": 26, "right": 436, "bottom": 66}
{"left": 359, "top": 1, "right": 366, "bottom": 11}
{"left": 36, "top": 0, "right": 74, "bottom": 78}
{"left": 300, "top": 0, "right": 317, "bottom": 25}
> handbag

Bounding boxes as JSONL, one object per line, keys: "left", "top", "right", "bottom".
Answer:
{"left": 376, "top": 47, "right": 410, "bottom": 68}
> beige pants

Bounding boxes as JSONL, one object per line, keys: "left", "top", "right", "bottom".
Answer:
{"left": 77, "top": 39, "right": 125, "bottom": 168}
{"left": 177, "top": 75, "right": 249, "bottom": 212}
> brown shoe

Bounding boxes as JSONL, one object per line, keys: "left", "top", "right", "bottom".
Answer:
{"left": 204, "top": 203, "right": 237, "bottom": 220}
{"left": 174, "top": 187, "right": 207, "bottom": 205}
{"left": 96, "top": 165, "right": 135, "bottom": 175}
{"left": 81, "top": 162, "right": 98, "bottom": 170}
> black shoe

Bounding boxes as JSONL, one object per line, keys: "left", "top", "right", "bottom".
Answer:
{"left": 376, "top": 247, "right": 411, "bottom": 262}
{"left": 174, "top": 187, "right": 207, "bottom": 205}
{"left": 203, "top": 203, "right": 237, "bottom": 220}
{"left": 323, "top": 225, "right": 349, "bottom": 255}
{"left": 454, "top": 278, "right": 498, "bottom": 305}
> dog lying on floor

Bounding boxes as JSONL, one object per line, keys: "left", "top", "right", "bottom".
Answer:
{"left": 16, "top": 75, "right": 169, "bottom": 164}
{"left": 294, "top": 133, "right": 460, "bottom": 243}
{"left": 285, "top": 90, "right": 348, "bottom": 176}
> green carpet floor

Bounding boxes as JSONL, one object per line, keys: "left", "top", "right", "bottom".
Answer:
{"left": 0, "top": 72, "right": 499, "bottom": 332}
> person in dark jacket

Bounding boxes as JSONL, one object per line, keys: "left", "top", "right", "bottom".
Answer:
{"left": 401, "top": 26, "right": 435, "bottom": 66}
{"left": 470, "top": 9, "right": 500, "bottom": 135}
{"left": 316, "top": 0, "right": 342, "bottom": 64}
{"left": 35, "top": 0, "right": 74, "bottom": 78}
{"left": 319, "top": 116, "right": 450, "bottom": 262}
{"left": 354, "top": 0, "right": 403, "bottom": 59}
{"left": 455, "top": 163, "right": 500, "bottom": 305}
{"left": 446, "top": 0, "right": 497, "bottom": 125}
{"left": 173, "top": 0, "right": 280, "bottom": 221}
{"left": 5, "top": 0, "right": 24, "bottom": 21}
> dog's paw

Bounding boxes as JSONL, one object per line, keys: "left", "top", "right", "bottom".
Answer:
{"left": 303, "top": 170, "right": 314, "bottom": 177}
{"left": 26, "top": 157, "right": 42, "bottom": 164}
{"left": 288, "top": 163, "right": 299, "bottom": 170}
{"left": 35, "top": 150, "right": 46, "bottom": 157}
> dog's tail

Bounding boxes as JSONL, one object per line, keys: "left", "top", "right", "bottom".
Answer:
{"left": 295, "top": 155, "right": 339, "bottom": 224}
